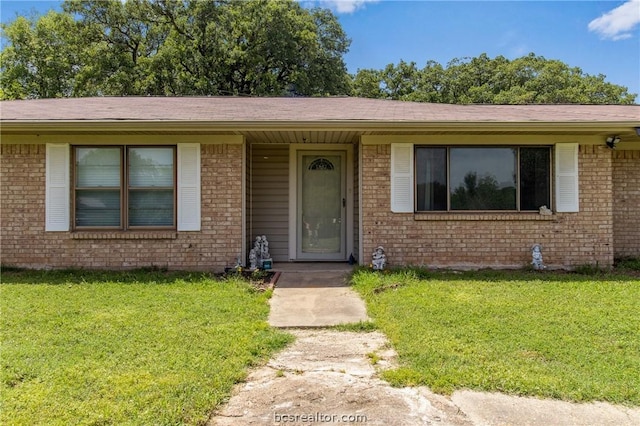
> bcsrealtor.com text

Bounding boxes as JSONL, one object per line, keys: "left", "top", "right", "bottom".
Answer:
{"left": 274, "top": 412, "right": 368, "bottom": 423}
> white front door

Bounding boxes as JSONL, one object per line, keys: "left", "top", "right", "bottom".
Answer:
{"left": 296, "top": 151, "right": 346, "bottom": 260}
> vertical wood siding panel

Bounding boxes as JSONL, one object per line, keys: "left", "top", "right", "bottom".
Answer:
{"left": 250, "top": 145, "right": 289, "bottom": 261}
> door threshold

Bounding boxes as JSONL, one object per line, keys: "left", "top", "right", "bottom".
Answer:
{"left": 274, "top": 261, "right": 354, "bottom": 272}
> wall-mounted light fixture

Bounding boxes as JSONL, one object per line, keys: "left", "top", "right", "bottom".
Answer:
{"left": 606, "top": 136, "right": 621, "bottom": 149}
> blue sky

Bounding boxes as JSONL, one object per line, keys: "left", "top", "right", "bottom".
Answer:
{"left": 2, "top": 0, "right": 639, "bottom": 102}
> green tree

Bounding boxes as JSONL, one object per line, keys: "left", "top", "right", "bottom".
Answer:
{"left": 62, "top": 0, "right": 165, "bottom": 96}
{"left": 0, "top": 11, "right": 88, "bottom": 99}
{"left": 351, "top": 68, "right": 383, "bottom": 98}
{"left": 1, "top": 0, "right": 351, "bottom": 99}
{"left": 414, "top": 60, "right": 447, "bottom": 103}
{"left": 351, "top": 53, "right": 636, "bottom": 104}
{"left": 379, "top": 60, "right": 420, "bottom": 100}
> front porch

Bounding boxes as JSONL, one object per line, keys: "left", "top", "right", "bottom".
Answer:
{"left": 246, "top": 140, "right": 359, "bottom": 265}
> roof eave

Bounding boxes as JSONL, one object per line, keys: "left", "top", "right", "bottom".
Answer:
{"left": 1, "top": 119, "right": 638, "bottom": 135}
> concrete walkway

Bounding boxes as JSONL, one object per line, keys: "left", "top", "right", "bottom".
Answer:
{"left": 211, "top": 264, "right": 640, "bottom": 425}
{"left": 268, "top": 263, "right": 369, "bottom": 328}
{"left": 210, "top": 329, "right": 640, "bottom": 425}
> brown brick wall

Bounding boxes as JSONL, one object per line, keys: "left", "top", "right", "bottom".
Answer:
{"left": 1, "top": 143, "right": 243, "bottom": 271}
{"left": 361, "top": 144, "right": 614, "bottom": 269}
{"left": 613, "top": 150, "right": 640, "bottom": 259}
{"left": 2, "top": 141, "right": 627, "bottom": 270}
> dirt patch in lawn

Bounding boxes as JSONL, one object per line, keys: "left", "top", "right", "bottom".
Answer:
{"left": 218, "top": 270, "right": 280, "bottom": 291}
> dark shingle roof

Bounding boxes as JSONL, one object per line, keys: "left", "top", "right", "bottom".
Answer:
{"left": 2, "top": 96, "right": 639, "bottom": 123}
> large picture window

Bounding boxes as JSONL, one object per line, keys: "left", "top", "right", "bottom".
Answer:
{"left": 74, "top": 146, "right": 176, "bottom": 229}
{"left": 416, "top": 146, "right": 550, "bottom": 212}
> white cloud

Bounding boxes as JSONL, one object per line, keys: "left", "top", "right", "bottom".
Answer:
{"left": 306, "top": 0, "right": 380, "bottom": 14}
{"left": 588, "top": 0, "right": 640, "bottom": 40}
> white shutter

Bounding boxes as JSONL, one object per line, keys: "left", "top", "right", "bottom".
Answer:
{"left": 391, "top": 143, "right": 414, "bottom": 213}
{"left": 45, "top": 144, "right": 70, "bottom": 231}
{"left": 555, "top": 143, "right": 579, "bottom": 212}
{"left": 177, "top": 143, "right": 201, "bottom": 231}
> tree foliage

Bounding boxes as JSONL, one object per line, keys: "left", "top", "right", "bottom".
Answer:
{"left": 1, "top": 0, "right": 351, "bottom": 98}
{"left": 0, "top": 11, "right": 90, "bottom": 99}
{"left": 352, "top": 53, "right": 636, "bottom": 104}
{"left": 1, "top": 2, "right": 635, "bottom": 104}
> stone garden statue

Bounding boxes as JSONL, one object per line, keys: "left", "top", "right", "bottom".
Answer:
{"left": 251, "top": 235, "right": 272, "bottom": 269}
{"left": 249, "top": 249, "right": 258, "bottom": 270}
{"left": 539, "top": 205, "right": 552, "bottom": 216}
{"left": 531, "top": 244, "right": 545, "bottom": 270}
{"left": 260, "top": 235, "right": 270, "bottom": 260}
{"left": 372, "top": 246, "right": 387, "bottom": 270}
{"left": 233, "top": 256, "right": 243, "bottom": 272}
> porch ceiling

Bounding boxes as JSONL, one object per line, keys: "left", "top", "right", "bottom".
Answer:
{"left": 239, "top": 130, "right": 360, "bottom": 144}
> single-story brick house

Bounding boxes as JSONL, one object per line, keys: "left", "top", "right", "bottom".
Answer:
{"left": 1, "top": 97, "right": 639, "bottom": 270}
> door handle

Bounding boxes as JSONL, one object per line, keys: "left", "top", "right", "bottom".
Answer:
{"left": 342, "top": 198, "right": 346, "bottom": 208}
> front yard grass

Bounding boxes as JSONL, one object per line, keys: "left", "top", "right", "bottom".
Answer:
{"left": 0, "top": 269, "right": 292, "bottom": 425}
{"left": 351, "top": 268, "right": 640, "bottom": 405}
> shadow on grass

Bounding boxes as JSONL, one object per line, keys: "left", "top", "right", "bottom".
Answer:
{"left": 351, "top": 264, "right": 640, "bottom": 284}
{"left": 3, "top": 260, "right": 638, "bottom": 286}
{"left": 0, "top": 266, "right": 220, "bottom": 285}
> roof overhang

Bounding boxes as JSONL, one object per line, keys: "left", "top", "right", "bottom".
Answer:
{"left": 2, "top": 119, "right": 638, "bottom": 137}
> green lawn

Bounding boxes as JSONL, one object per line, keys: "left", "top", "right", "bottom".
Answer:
{"left": 0, "top": 269, "right": 292, "bottom": 425}
{"left": 351, "top": 268, "right": 640, "bottom": 405}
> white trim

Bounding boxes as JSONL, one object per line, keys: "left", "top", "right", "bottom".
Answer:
{"left": 358, "top": 140, "right": 364, "bottom": 265}
{"left": 288, "top": 148, "right": 296, "bottom": 260}
{"left": 241, "top": 139, "right": 247, "bottom": 264}
{"left": 391, "top": 143, "right": 414, "bottom": 213}
{"left": 177, "top": 143, "right": 201, "bottom": 231}
{"left": 345, "top": 147, "right": 355, "bottom": 262}
{"left": 7, "top": 134, "right": 243, "bottom": 145}
{"left": 361, "top": 134, "right": 604, "bottom": 145}
{"left": 45, "top": 143, "right": 70, "bottom": 231}
{"left": 555, "top": 143, "right": 579, "bottom": 213}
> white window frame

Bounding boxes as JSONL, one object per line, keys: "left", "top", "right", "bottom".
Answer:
{"left": 46, "top": 143, "right": 201, "bottom": 232}
{"left": 390, "top": 143, "right": 578, "bottom": 214}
